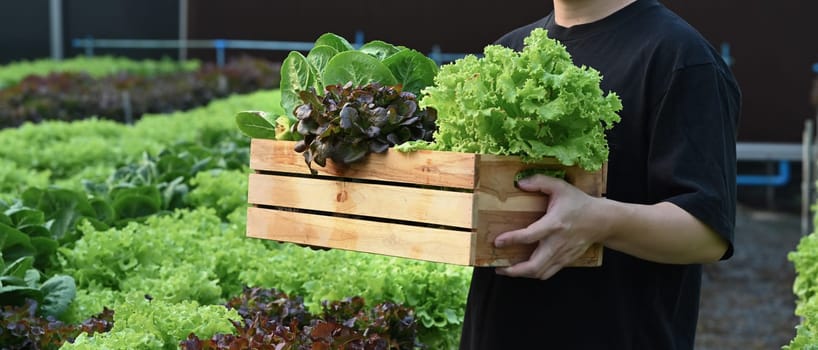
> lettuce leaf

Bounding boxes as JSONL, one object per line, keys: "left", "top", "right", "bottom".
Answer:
{"left": 280, "top": 51, "right": 321, "bottom": 120}
{"left": 313, "top": 32, "right": 355, "bottom": 53}
{"left": 382, "top": 49, "right": 439, "bottom": 96}
{"left": 359, "top": 40, "right": 401, "bottom": 60}
{"left": 306, "top": 45, "right": 339, "bottom": 77}
{"left": 404, "top": 28, "right": 621, "bottom": 171}
{"left": 322, "top": 51, "right": 398, "bottom": 88}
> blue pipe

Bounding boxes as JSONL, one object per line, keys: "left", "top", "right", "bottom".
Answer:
{"left": 354, "top": 30, "right": 364, "bottom": 49}
{"left": 79, "top": 36, "right": 94, "bottom": 56}
{"left": 736, "top": 160, "right": 790, "bottom": 187}
{"left": 720, "top": 42, "right": 733, "bottom": 67}
{"left": 214, "top": 39, "right": 226, "bottom": 67}
{"left": 69, "top": 36, "right": 486, "bottom": 66}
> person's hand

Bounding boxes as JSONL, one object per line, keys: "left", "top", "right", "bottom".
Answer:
{"left": 495, "top": 174, "right": 606, "bottom": 280}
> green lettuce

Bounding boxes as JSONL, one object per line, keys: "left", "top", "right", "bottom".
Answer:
{"left": 62, "top": 295, "right": 238, "bottom": 350}
{"left": 276, "top": 33, "right": 438, "bottom": 119}
{"left": 402, "top": 28, "right": 621, "bottom": 171}
{"left": 0, "top": 256, "right": 77, "bottom": 319}
{"left": 786, "top": 229, "right": 818, "bottom": 349}
{"left": 322, "top": 51, "right": 398, "bottom": 87}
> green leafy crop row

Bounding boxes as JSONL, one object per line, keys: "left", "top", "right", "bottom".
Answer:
{"left": 0, "top": 90, "right": 280, "bottom": 327}
{"left": 0, "top": 55, "right": 200, "bottom": 90}
{"left": 785, "top": 210, "right": 818, "bottom": 349}
{"left": 63, "top": 295, "right": 239, "bottom": 350}
{"left": 0, "top": 89, "right": 282, "bottom": 184}
{"left": 58, "top": 207, "right": 469, "bottom": 349}
{"left": 0, "top": 56, "right": 280, "bottom": 129}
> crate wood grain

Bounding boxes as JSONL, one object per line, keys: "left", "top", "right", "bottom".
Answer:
{"left": 246, "top": 139, "right": 606, "bottom": 267}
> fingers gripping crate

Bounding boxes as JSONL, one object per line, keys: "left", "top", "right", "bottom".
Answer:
{"left": 246, "top": 139, "right": 606, "bottom": 267}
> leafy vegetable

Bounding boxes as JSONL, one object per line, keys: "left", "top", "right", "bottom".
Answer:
{"left": 21, "top": 188, "right": 99, "bottom": 245}
{"left": 314, "top": 32, "right": 355, "bottom": 53}
{"left": 78, "top": 137, "right": 250, "bottom": 226}
{"left": 292, "top": 83, "right": 437, "bottom": 173}
{"left": 233, "top": 111, "right": 301, "bottom": 141}
{"left": 1, "top": 220, "right": 37, "bottom": 264}
{"left": 322, "top": 51, "right": 399, "bottom": 88}
{"left": 382, "top": 49, "right": 439, "bottom": 98}
{"left": 182, "top": 287, "right": 420, "bottom": 350}
{"left": 39, "top": 275, "right": 77, "bottom": 317}
{"left": 0, "top": 256, "right": 77, "bottom": 319}
{"left": 186, "top": 169, "right": 249, "bottom": 220}
{"left": 0, "top": 299, "right": 113, "bottom": 350}
{"left": 277, "top": 33, "right": 437, "bottom": 119}
{"left": 1, "top": 191, "right": 101, "bottom": 271}
{"left": 0, "top": 158, "right": 50, "bottom": 202}
{"left": 306, "top": 45, "right": 339, "bottom": 78}
{"left": 59, "top": 210, "right": 231, "bottom": 304}
{"left": 786, "top": 229, "right": 818, "bottom": 349}
{"left": 274, "top": 115, "right": 300, "bottom": 140}
{"left": 233, "top": 111, "right": 278, "bottom": 139}
{"left": 63, "top": 295, "right": 239, "bottom": 350}
{"left": 359, "top": 40, "right": 402, "bottom": 60}
{"left": 280, "top": 52, "right": 321, "bottom": 120}
{"left": 401, "top": 28, "right": 622, "bottom": 171}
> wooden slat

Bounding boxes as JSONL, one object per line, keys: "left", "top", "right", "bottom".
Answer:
{"left": 247, "top": 206, "right": 475, "bottom": 265}
{"left": 473, "top": 155, "right": 605, "bottom": 213}
{"left": 472, "top": 210, "right": 603, "bottom": 267}
{"left": 250, "top": 139, "right": 479, "bottom": 189}
{"left": 475, "top": 190, "right": 548, "bottom": 213}
{"left": 248, "top": 173, "right": 476, "bottom": 228}
{"left": 476, "top": 154, "right": 606, "bottom": 198}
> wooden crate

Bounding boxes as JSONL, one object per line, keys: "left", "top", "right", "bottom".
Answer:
{"left": 246, "top": 139, "right": 606, "bottom": 267}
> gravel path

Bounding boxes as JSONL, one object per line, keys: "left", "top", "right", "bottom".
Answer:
{"left": 695, "top": 204, "right": 802, "bottom": 349}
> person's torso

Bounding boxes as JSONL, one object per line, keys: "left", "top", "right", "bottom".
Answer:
{"left": 460, "top": 1, "right": 735, "bottom": 349}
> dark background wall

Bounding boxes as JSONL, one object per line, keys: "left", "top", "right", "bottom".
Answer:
{"left": 62, "top": 0, "right": 178, "bottom": 59}
{"left": 0, "top": 0, "right": 178, "bottom": 64}
{"left": 665, "top": 1, "right": 817, "bottom": 144}
{"left": 186, "top": 1, "right": 550, "bottom": 63}
{"left": 0, "top": 0, "right": 51, "bottom": 63}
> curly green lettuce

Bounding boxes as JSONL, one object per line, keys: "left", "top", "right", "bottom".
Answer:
{"left": 401, "top": 28, "right": 621, "bottom": 171}
{"left": 61, "top": 295, "right": 238, "bottom": 350}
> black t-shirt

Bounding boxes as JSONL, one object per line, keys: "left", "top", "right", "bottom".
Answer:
{"left": 459, "top": 1, "right": 740, "bottom": 349}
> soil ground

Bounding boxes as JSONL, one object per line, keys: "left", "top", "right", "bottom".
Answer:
{"left": 695, "top": 203, "right": 803, "bottom": 349}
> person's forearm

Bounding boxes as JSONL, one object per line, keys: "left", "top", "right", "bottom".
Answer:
{"left": 595, "top": 199, "right": 728, "bottom": 264}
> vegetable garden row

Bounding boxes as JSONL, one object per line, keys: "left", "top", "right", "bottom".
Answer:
{"left": 1, "top": 88, "right": 471, "bottom": 349}
{"left": 1, "top": 35, "right": 817, "bottom": 349}
{"left": 0, "top": 56, "right": 280, "bottom": 129}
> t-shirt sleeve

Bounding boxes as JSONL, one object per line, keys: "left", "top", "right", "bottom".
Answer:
{"left": 647, "top": 63, "right": 740, "bottom": 260}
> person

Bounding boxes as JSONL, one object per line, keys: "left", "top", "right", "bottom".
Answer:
{"left": 459, "top": 0, "right": 740, "bottom": 349}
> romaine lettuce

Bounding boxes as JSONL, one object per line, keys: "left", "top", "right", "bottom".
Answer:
{"left": 277, "top": 33, "right": 437, "bottom": 119}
